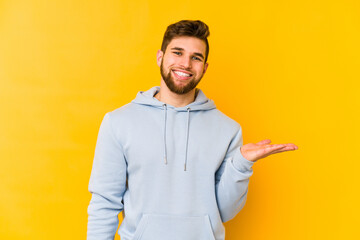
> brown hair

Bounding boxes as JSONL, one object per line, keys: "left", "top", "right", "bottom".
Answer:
{"left": 161, "top": 20, "right": 210, "bottom": 62}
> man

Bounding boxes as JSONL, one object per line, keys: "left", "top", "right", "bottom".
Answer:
{"left": 87, "top": 20, "right": 298, "bottom": 240}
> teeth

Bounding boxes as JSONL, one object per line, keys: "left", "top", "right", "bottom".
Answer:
{"left": 174, "top": 71, "right": 191, "bottom": 77}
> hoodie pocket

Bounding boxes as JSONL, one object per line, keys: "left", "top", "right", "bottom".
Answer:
{"left": 132, "top": 213, "right": 216, "bottom": 240}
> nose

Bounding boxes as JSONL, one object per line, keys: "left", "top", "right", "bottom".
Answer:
{"left": 179, "top": 55, "right": 192, "bottom": 69}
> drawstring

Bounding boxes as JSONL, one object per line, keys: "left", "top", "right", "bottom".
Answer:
{"left": 162, "top": 104, "right": 191, "bottom": 171}
{"left": 163, "top": 104, "right": 168, "bottom": 164}
{"left": 184, "top": 107, "right": 191, "bottom": 171}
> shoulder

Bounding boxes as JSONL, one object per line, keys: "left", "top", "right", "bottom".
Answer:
{"left": 107, "top": 102, "right": 141, "bottom": 117}
{"left": 206, "top": 108, "right": 242, "bottom": 132}
{"left": 101, "top": 102, "right": 141, "bottom": 127}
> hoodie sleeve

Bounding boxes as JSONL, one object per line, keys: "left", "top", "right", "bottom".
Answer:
{"left": 87, "top": 113, "right": 127, "bottom": 240}
{"left": 215, "top": 125, "right": 254, "bottom": 223}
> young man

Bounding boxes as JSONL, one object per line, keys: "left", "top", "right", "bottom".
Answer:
{"left": 87, "top": 20, "right": 298, "bottom": 240}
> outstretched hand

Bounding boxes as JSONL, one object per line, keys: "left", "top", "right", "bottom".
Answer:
{"left": 240, "top": 139, "right": 298, "bottom": 162}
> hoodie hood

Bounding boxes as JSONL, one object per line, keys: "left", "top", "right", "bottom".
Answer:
{"left": 131, "top": 86, "right": 216, "bottom": 171}
{"left": 132, "top": 86, "right": 216, "bottom": 111}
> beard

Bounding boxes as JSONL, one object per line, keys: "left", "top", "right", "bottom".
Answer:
{"left": 160, "top": 60, "right": 204, "bottom": 95}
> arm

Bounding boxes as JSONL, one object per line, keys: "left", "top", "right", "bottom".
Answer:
{"left": 215, "top": 125, "right": 299, "bottom": 223}
{"left": 215, "top": 126, "right": 254, "bottom": 223}
{"left": 87, "top": 113, "right": 127, "bottom": 240}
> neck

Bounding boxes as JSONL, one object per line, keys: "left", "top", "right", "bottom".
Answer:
{"left": 154, "top": 80, "right": 198, "bottom": 107}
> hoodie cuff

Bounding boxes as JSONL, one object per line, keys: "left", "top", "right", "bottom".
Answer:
{"left": 231, "top": 148, "right": 254, "bottom": 172}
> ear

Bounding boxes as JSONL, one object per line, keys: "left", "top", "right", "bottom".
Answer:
{"left": 156, "top": 50, "right": 164, "bottom": 67}
{"left": 203, "top": 62, "right": 209, "bottom": 74}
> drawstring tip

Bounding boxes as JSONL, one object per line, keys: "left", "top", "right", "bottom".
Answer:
{"left": 164, "top": 157, "right": 167, "bottom": 165}
{"left": 184, "top": 164, "right": 186, "bottom": 171}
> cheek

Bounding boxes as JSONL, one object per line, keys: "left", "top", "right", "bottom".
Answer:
{"left": 162, "top": 58, "right": 173, "bottom": 69}
{"left": 166, "top": 58, "right": 177, "bottom": 66}
{"left": 195, "top": 65, "right": 205, "bottom": 75}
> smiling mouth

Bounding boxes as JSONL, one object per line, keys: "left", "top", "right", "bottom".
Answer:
{"left": 172, "top": 70, "right": 193, "bottom": 80}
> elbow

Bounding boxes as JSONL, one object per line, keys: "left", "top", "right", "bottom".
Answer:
{"left": 220, "top": 194, "right": 248, "bottom": 223}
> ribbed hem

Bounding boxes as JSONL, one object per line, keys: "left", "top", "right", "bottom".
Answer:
{"left": 231, "top": 148, "right": 254, "bottom": 172}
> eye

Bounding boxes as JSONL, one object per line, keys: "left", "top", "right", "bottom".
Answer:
{"left": 173, "top": 51, "right": 181, "bottom": 56}
{"left": 192, "top": 56, "right": 202, "bottom": 61}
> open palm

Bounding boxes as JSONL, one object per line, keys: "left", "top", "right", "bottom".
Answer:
{"left": 240, "top": 139, "right": 298, "bottom": 162}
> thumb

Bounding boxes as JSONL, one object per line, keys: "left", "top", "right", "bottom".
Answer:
{"left": 257, "top": 139, "right": 271, "bottom": 145}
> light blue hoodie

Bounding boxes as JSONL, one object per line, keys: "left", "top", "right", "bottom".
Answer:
{"left": 87, "top": 86, "right": 254, "bottom": 240}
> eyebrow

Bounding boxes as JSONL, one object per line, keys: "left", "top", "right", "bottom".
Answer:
{"left": 170, "top": 47, "right": 205, "bottom": 60}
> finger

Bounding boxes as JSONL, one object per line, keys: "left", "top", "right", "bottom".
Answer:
{"left": 259, "top": 144, "right": 286, "bottom": 157}
{"left": 265, "top": 143, "right": 298, "bottom": 151}
{"left": 257, "top": 139, "right": 271, "bottom": 145}
{"left": 278, "top": 143, "right": 298, "bottom": 149}
{"left": 263, "top": 144, "right": 287, "bottom": 153}
{"left": 278, "top": 145, "right": 298, "bottom": 151}
{"left": 265, "top": 144, "right": 286, "bottom": 149}
{"left": 258, "top": 144, "right": 298, "bottom": 159}
{"left": 280, "top": 144, "right": 298, "bottom": 150}
{"left": 267, "top": 146, "right": 298, "bottom": 155}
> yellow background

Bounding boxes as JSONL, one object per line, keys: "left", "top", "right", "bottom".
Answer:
{"left": 1, "top": 0, "right": 359, "bottom": 239}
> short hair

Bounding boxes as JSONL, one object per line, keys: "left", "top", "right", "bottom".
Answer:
{"left": 161, "top": 20, "right": 210, "bottom": 62}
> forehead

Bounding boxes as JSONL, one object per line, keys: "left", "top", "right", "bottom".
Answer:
{"left": 166, "top": 36, "right": 206, "bottom": 55}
